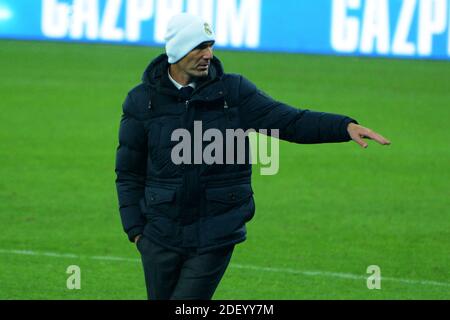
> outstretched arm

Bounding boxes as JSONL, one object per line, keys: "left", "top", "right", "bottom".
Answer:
{"left": 236, "top": 75, "right": 390, "bottom": 146}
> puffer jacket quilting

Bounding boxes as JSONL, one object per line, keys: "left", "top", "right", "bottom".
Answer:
{"left": 115, "top": 54, "right": 356, "bottom": 253}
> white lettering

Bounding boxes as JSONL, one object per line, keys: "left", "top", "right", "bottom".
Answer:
{"left": 194, "top": 119, "right": 203, "bottom": 164}
{"left": 186, "top": 0, "right": 214, "bottom": 24}
{"left": 171, "top": 129, "right": 191, "bottom": 165}
{"left": 418, "top": 0, "right": 447, "bottom": 55}
{"left": 392, "top": 0, "right": 416, "bottom": 55}
{"left": 100, "top": 0, "right": 124, "bottom": 41}
{"left": 360, "top": 0, "right": 390, "bottom": 54}
{"left": 225, "top": 128, "right": 253, "bottom": 165}
{"left": 448, "top": 0, "right": 450, "bottom": 56}
{"left": 215, "top": 0, "right": 261, "bottom": 47}
{"left": 41, "top": 0, "right": 70, "bottom": 38}
{"left": 66, "top": 265, "right": 81, "bottom": 290}
{"left": 70, "top": 0, "right": 99, "bottom": 40}
{"left": 154, "top": 0, "right": 183, "bottom": 43}
{"left": 331, "top": 0, "right": 361, "bottom": 52}
{"left": 367, "top": 265, "right": 381, "bottom": 289}
{"left": 203, "top": 128, "right": 224, "bottom": 165}
{"left": 258, "top": 130, "right": 279, "bottom": 176}
{"left": 170, "top": 123, "right": 278, "bottom": 175}
{"left": 174, "top": 304, "right": 209, "bottom": 317}
{"left": 126, "top": 0, "right": 154, "bottom": 42}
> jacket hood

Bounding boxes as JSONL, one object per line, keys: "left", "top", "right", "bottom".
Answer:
{"left": 141, "top": 53, "right": 225, "bottom": 87}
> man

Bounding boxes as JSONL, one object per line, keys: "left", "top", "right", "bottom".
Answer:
{"left": 115, "top": 13, "right": 390, "bottom": 300}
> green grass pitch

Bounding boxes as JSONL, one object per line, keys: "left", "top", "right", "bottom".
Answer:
{"left": 0, "top": 39, "right": 449, "bottom": 299}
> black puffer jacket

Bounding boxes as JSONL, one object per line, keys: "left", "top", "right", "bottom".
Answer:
{"left": 115, "top": 54, "right": 356, "bottom": 253}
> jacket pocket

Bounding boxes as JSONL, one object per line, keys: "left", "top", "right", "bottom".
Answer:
{"left": 205, "top": 184, "right": 254, "bottom": 217}
{"left": 144, "top": 186, "right": 178, "bottom": 219}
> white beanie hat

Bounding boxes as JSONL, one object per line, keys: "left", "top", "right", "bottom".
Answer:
{"left": 165, "top": 13, "right": 215, "bottom": 64}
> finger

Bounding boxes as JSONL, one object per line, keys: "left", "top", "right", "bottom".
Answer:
{"left": 351, "top": 133, "right": 368, "bottom": 148}
{"left": 364, "top": 131, "right": 391, "bottom": 145}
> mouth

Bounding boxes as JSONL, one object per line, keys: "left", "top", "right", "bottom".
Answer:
{"left": 197, "top": 63, "right": 209, "bottom": 71}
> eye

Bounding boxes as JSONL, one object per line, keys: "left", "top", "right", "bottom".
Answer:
{"left": 194, "top": 42, "right": 214, "bottom": 51}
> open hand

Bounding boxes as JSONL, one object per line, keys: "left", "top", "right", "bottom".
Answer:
{"left": 347, "top": 123, "right": 391, "bottom": 148}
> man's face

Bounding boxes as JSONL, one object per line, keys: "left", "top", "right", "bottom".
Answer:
{"left": 177, "top": 41, "right": 214, "bottom": 79}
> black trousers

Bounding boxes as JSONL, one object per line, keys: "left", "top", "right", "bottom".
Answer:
{"left": 136, "top": 235, "right": 234, "bottom": 300}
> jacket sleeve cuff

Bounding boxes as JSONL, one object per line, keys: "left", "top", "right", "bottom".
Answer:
{"left": 342, "top": 118, "right": 358, "bottom": 141}
{"left": 127, "top": 226, "right": 144, "bottom": 243}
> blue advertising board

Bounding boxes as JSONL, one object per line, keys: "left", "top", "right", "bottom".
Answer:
{"left": 0, "top": 0, "right": 449, "bottom": 60}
